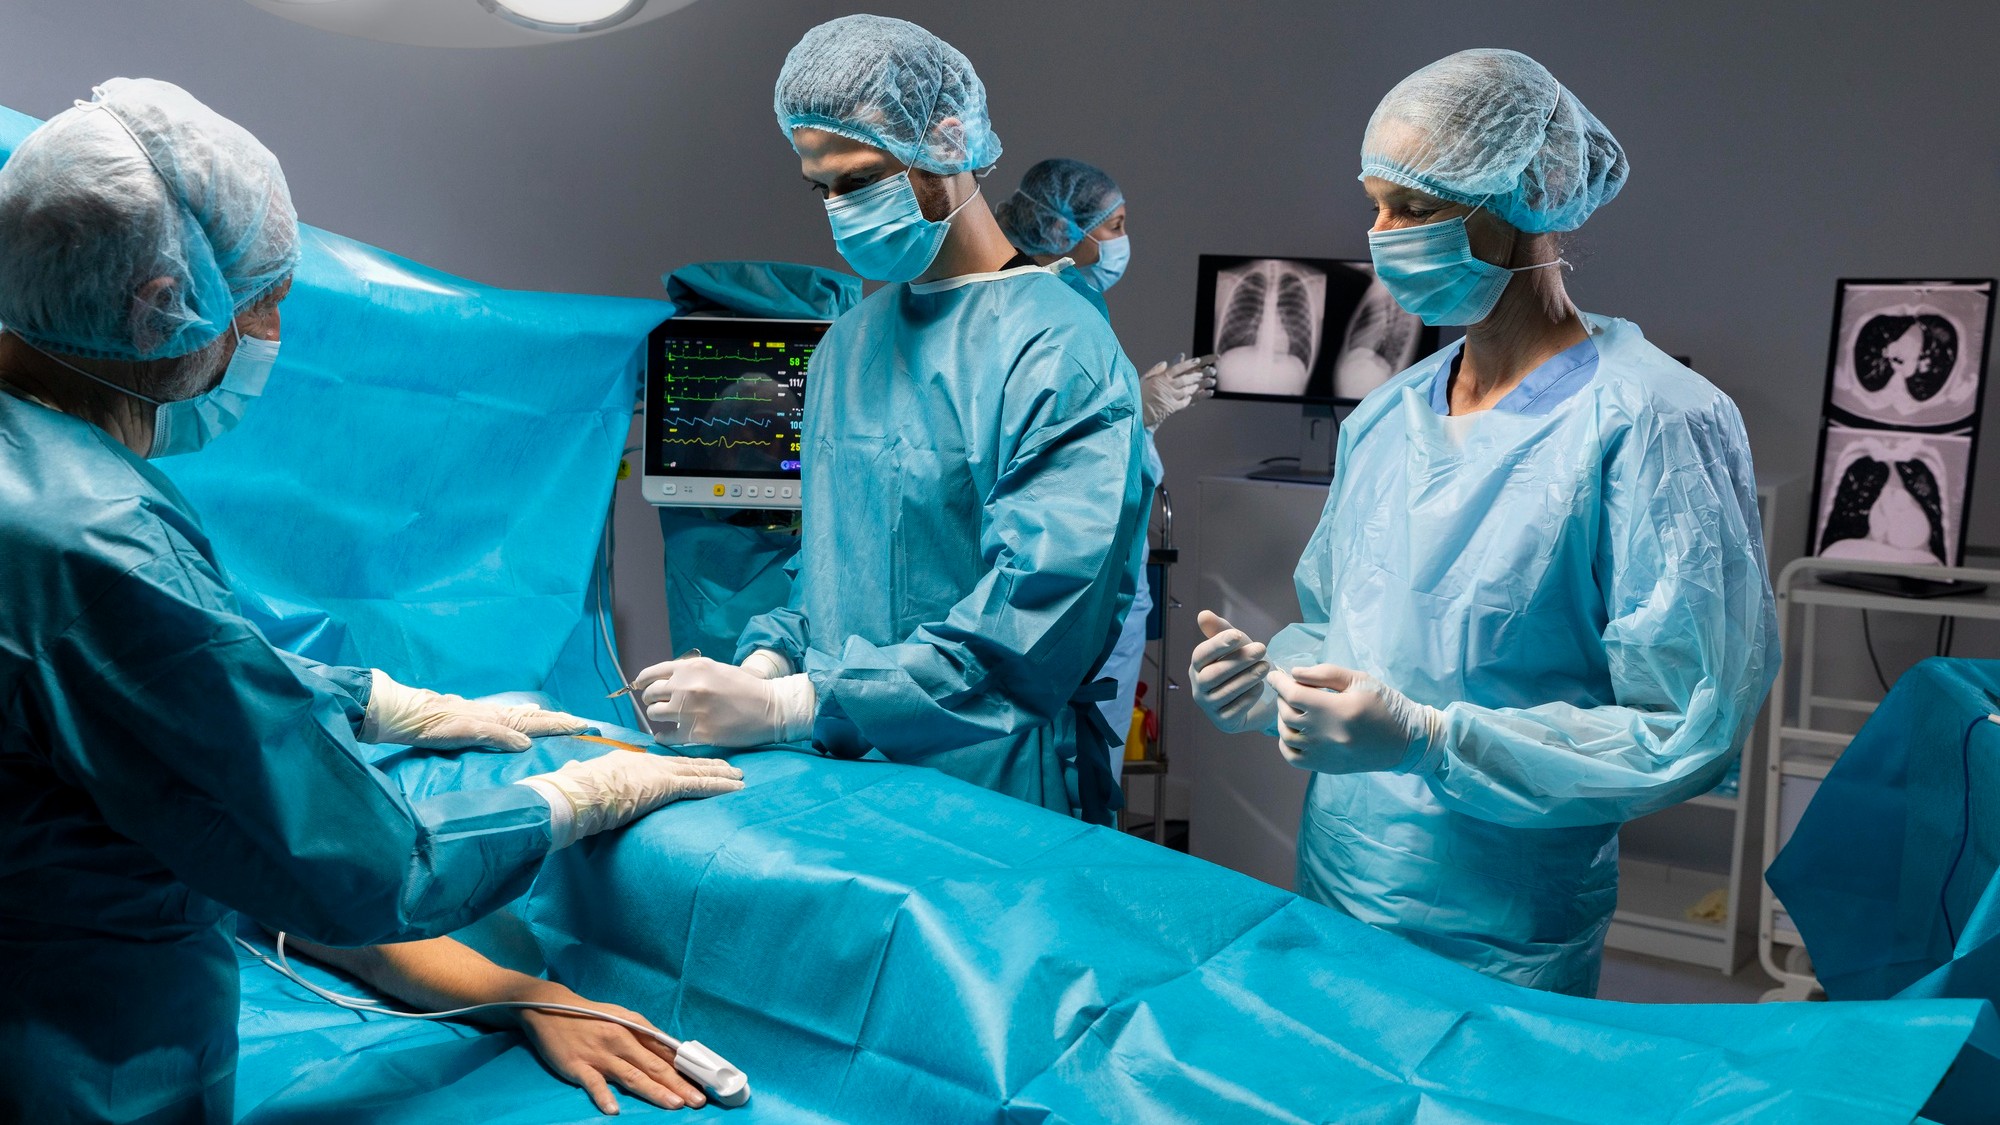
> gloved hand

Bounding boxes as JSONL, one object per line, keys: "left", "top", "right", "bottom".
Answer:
{"left": 1140, "top": 352, "right": 1219, "bottom": 428}
{"left": 518, "top": 753, "right": 744, "bottom": 849}
{"left": 1190, "top": 610, "right": 1277, "bottom": 733}
{"left": 635, "top": 657, "right": 815, "bottom": 748}
{"left": 1265, "top": 664, "right": 1443, "bottom": 774}
{"left": 362, "top": 670, "right": 593, "bottom": 752}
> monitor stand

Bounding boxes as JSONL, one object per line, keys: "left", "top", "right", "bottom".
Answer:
{"left": 1247, "top": 403, "right": 1336, "bottom": 485}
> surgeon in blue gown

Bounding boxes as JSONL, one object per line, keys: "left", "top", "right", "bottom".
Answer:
{"left": 997, "top": 158, "right": 1216, "bottom": 786}
{"left": 0, "top": 80, "right": 741, "bottom": 1123}
{"left": 636, "top": 16, "right": 1146, "bottom": 822}
{"left": 1189, "top": 50, "right": 1778, "bottom": 996}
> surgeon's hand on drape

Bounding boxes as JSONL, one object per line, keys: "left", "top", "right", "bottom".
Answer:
{"left": 361, "top": 670, "right": 593, "bottom": 752}
{"left": 42, "top": 546, "right": 554, "bottom": 947}
{"left": 634, "top": 657, "right": 813, "bottom": 749}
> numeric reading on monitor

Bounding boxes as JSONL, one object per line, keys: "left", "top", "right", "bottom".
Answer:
{"left": 658, "top": 336, "right": 810, "bottom": 474}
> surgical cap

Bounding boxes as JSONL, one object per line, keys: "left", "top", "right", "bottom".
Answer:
{"left": 994, "top": 159, "right": 1124, "bottom": 256}
{"left": 1360, "top": 49, "right": 1627, "bottom": 235}
{"left": 0, "top": 78, "right": 299, "bottom": 361}
{"left": 774, "top": 14, "right": 1002, "bottom": 176}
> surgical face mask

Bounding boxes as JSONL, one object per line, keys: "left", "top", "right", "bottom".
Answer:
{"left": 1366, "top": 210, "right": 1564, "bottom": 327}
{"left": 824, "top": 172, "right": 979, "bottom": 283}
{"left": 29, "top": 325, "right": 279, "bottom": 458}
{"left": 1078, "top": 232, "right": 1130, "bottom": 292}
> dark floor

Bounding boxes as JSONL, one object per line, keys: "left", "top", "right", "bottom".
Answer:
{"left": 1598, "top": 948, "right": 1776, "bottom": 1004}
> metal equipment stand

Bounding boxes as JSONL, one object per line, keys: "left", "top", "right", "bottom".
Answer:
{"left": 1757, "top": 554, "right": 2000, "bottom": 1002}
{"left": 1121, "top": 485, "right": 1178, "bottom": 846}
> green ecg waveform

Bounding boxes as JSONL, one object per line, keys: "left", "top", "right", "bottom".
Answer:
{"left": 660, "top": 435, "right": 779, "bottom": 450}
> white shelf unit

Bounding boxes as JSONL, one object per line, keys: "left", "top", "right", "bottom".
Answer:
{"left": 1602, "top": 474, "right": 1802, "bottom": 973}
{"left": 1756, "top": 555, "right": 2000, "bottom": 1001}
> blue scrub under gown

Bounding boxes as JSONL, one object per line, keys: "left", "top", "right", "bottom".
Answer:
{"left": 1266, "top": 315, "right": 1778, "bottom": 996}
{"left": 0, "top": 393, "right": 555, "bottom": 1124}
{"left": 737, "top": 263, "right": 1145, "bottom": 818}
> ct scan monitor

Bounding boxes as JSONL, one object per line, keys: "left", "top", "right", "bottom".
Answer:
{"left": 642, "top": 317, "right": 829, "bottom": 508}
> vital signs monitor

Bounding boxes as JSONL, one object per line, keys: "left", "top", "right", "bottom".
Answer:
{"left": 641, "top": 317, "right": 829, "bottom": 509}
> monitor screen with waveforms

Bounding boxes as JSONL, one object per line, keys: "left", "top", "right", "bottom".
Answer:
{"left": 641, "top": 316, "right": 829, "bottom": 509}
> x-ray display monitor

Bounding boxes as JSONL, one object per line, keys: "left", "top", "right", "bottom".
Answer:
{"left": 641, "top": 317, "right": 828, "bottom": 509}
{"left": 1192, "top": 255, "right": 1437, "bottom": 404}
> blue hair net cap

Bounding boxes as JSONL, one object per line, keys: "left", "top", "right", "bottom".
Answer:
{"left": 774, "top": 14, "right": 1002, "bottom": 176}
{"left": 0, "top": 78, "right": 299, "bottom": 361}
{"left": 994, "top": 158, "right": 1124, "bottom": 256}
{"left": 1359, "top": 49, "right": 1627, "bottom": 234}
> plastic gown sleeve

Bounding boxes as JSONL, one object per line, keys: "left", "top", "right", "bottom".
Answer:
{"left": 800, "top": 347, "right": 1141, "bottom": 759}
{"left": 1273, "top": 402, "right": 1776, "bottom": 829}
{"left": 39, "top": 541, "right": 554, "bottom": 947}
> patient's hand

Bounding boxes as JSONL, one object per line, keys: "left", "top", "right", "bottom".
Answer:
{"left": 283, "top": 934, "right": 706, "bottom": 1115}
{"left": 513, "top": 979, "right": 708, "bottom": 1115}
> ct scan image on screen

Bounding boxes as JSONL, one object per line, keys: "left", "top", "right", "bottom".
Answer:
{"left": 1192, "top": 255, "right": 1432, "bottom": 403}
{"left": 1813, "top": 425, "right": 1973, "bottom": 567}
{"left": 1830, "top": 283, "right": 1990, "bottom": 429}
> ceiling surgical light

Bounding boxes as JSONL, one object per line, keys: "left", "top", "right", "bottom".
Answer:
{"left": 241, "top": 0, "right": 691, "bottom": 47}
{"left": 478, "top": 0, "right": 646, "bottom": 33}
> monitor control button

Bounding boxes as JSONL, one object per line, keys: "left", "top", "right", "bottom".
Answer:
{"left": 664, "top": 483, "right": 677, "bottom": 495}
{"left": 712, "top": 484, "right": 726, "bottom": 497}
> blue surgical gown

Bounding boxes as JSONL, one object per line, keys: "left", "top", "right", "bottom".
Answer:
{"left": 0, "top": 393, "right": 555, "bottom": 1123}
{"left": 737, "top": 264, "right": 1146, "bottom": 817}
{"left": 1266, "top": 315, "right": 1778, "bottom": 996}
{"left": 1054, "top": 266, "right": 1161, "bottom": 782}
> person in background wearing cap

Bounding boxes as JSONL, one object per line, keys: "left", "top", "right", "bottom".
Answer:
{"left": 635, "top": 16, "right": 1145, "bottom": 825}
{"left": 1188, "top": 50, "right": 1777, "bottom": 996}
{"left": 996, "top": 158, "right": 1215, "bottom": 790}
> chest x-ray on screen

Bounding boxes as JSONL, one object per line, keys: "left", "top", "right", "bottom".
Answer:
{"left": 1195, "top": 256, "right": 1428, "bottom": 402}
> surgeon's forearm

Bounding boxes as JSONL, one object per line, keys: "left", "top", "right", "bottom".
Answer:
{"left": 285, "top": 934, "right": 549, "bottom": 1029}
{"left": 1423, "top": 699, "right": 1738, "bottom": 828}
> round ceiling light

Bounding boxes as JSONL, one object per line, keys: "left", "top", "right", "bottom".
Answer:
{"left": 477, "top": 0, "right": 644, "bottom": 33}
{"left": 241, "top": 0, "right": 693, "bottom": 47}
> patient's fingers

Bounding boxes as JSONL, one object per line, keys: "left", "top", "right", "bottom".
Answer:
{"left": 565, "top": 1061, "right": 620, "bottom": 1116}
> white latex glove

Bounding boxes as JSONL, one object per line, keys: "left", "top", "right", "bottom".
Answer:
{"left": 1140, "top": 352, "right": 1219, "bottom": 428}
{"left": 362, "top": 670, "right": 593, "bottom": 752}
{"left": 740, "top": 649, "right": 793, "bottom": 681}
{"left": 635, "top": 657, "right": 815, "bottom": 748}
{"left": 1189, "top": 610, "right": 1277, "bottom": 734}
{"left": 1266, "top": 664, "right": 1444, "bottom": 775}
{"left": 518, "top": 753, "right": 744, "bottom": 849}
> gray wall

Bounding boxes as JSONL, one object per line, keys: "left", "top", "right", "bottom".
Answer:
{"left": 5, "top": 0, "right": 1996, "bottom": 682}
